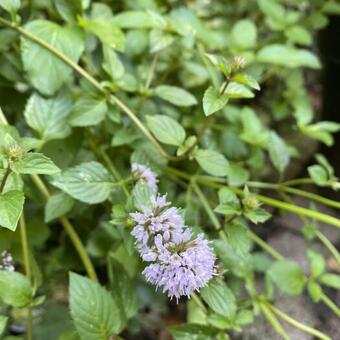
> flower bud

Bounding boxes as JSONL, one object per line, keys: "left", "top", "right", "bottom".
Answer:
{"left": 5, "top": 144, "right": 23, "bottom": 161}
{"left": 232, "top": 56, "right": 246, "bottom": 71}
{"left": 242, "top": 194, "right": 260, "bottom": 210}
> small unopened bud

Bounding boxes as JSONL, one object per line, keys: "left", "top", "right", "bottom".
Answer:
{"left": 232, "top": 56, "right": 246, "bottom": 70}
{"left": 242, "top": 194, "right": 260, "bottom": 210}
{"left": 5, "top": 144, "right": 23, "bottom": 161}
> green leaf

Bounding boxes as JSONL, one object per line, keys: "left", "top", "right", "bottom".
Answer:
{"left": 268, "top": 260, "right": 305, "bottom": 295}
{"left": 170, "top": 324, "right": 218, "bottom": 340}
{"left": 232, "top": 73, "right": 260, "bottom": 90}
{"left": 68, "top": 95, "right": 107, "bottom": 127}
{"left": 201, "top": 281, "right": 236, "bottom": 318}
{"left": 69, "top": 272, "right": 123, "bottom": 340}
{"left": 258, "top": 0, "right": 286, "bottom": 29}
{"left": 319, "top": 273, "right": 340, "bottom": 289}
{"left": 21, "top": 20, "right": 85, "bottom": 95}
{"left": 231, "top": 19, "right": 257, "bottom": 49}
{"left": 299, "top": 121, "right": 340, "bottom": 146}
{"left": 214, "top": 202, "right": 242, "bottom": 217}
{"left": 285, "top": 25, "right": 312, "bottom": 45}
{"left": 225, "top": 223, "right": 252, "bottom": 256}
{"left": 11, "top": 153, "right": 60, "bottom": 175}
{"left": 112, "top": 11, "right": 163, "bottom": 29}
{"left": 214, "top": 239, "right": 252, "bottom": 277}
{"left": 45, "top": 191, "right": 75, "bottom": 222}
{"left": 132, "top": 180, "right": 154, "bottom": 211}
{"left": 240, "top": 107, "right": 269, "bottom": 147}
{"left": 108, "top": 257, "right": 138, "bottom": 321}
{"left": 307, "top": 249, "right": 325, "bottom": 278}
{"left": 205, "top": 54, "right": 231, "bottom": 76}
{"left": 244, "top": 208, "right": 271, "bottom": 224}
{"left": 323, "top": 1, "right": 340, "bottom": 15}
{"left": 236, "top": 309, "right": 254, "bottom": 325}
{"left": 54, "top": 0, "right": 82, "bottom": 24}
{"left": 268, "top": 131, "right": 289, "bottom": 174}
{"left": 206, "top": 313, "right": 231, "bottom": 330}
{"left": 0, "top": 270, "right": 32, "bottom": 307}
{"left": 51, "top": 161, "right": 113, "bottom": 204}
{"left": 78, "top": 17, "right": 125, "bottom": 51}
{"left": 0, "top": 0, "right": 20, "bottom": 12}
{"left": 155, "top": 85, "right": 197, "bottom": 107}
{"left": 149, "top": 29, "right": 175, "bottom": 53}
{"left": 202, "top": 86, "right": 229, "bottom": 116}
{"left": 224, "top": 82, "right": 254, "bottom": 99}
{"left": 146, "top": 114, "right": 186, "bottom": 146}
{"left": 257, "top": 44, "right": 320, "bottom": 69}
{"left": 0, "top": 315, "right": 7, "bottom": 336}
{"left": 177, "top": 136, "right": 197, "bottom": 157}
{"left": 0, "top": 168, "right": 23, "bottom": 193}
{"left": 315, "top": 154, "right": 334, "bottom": 177}
{"left": 215, "top": 187, "right": 241, "bottom": 216}
{"left": 102, "top": 46, "right": 124, "bottom": 81}
{"left": 307, "top": 281, "right": 322, "bottom": 302}
{"left": 308, "top": 165, "right": 328, "bottom": 186}
{"left": 195, "top": 149, "right": 229, "bottom": 177}
{"left": 24, "top": 91, "right": 72, "bottom": 142}
{"left": 226, "top": 163, "right": 249, "bottom": 187}
{"left": 0, "top": 190, "right": 25, "bottom": 231}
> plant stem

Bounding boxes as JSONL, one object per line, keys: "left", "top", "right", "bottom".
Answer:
{"left": 192, "top": 293, "right": 208, "bottom": 313}
{"left": 315, "top": 230, "right": 340, "bottom": 265}
{"left": 233, "top": 186, "right": 340, "bottom": 228}
{"left": 191, "top": 181, "right": 229, "bottom": 244}
{"left": 19, "top": 214, "right": 31, "bottom": 281}
{"left": 269, "top": 303, "right": 331, "bottom": 340}
{"left": 19, "top": 214, "right": 33, "bottom": 340}
{"left": 59, "top": 217, "right": 98, "bottom": 281}
{"left": 248, "top": 231, "right": 284, "bottom": 261}
{"left": 0, "top": 166, "right": 11, "bottom": 193}
{"left": 320, "top": 293, "right": 340, "bottom": 318}
{"left": 166, "top": 168, "right": 340, "bottom": 229}
{"left": 248, "top": 181, "right": 340, "bottom": 209}
{"left": 281, "top": 178, "right": 314, "bottom": 186}
{"left": 259, "top": 303, "right": 289, "bottom": 340}
{"left": 30, "top": 175, "right": 98, "bottom": 282}
{"left": 145, "top": 53, "right": 158, "bottom": 89}
{"left": 87, "top": 134, "right": 130, "bottom": 198}
{"left": 99, "top": 149, "right": 130, "bottom": 198}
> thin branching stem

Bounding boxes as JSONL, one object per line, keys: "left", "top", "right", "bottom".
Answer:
{"left": 320, "top": 293, "right": 340, "bottom": 318}
{"left": 315, "top": 230, "right": 340, "bottom": 265}
{"left": 0, "top": 166, "right": 11, "bottom": 193}
{"left": 259, "top": 303, "right": 289, "bottom": 340}
{"left": 19, "top": 213, "right": 33, "bottom": 340}
{"left": 166, "top": 168, "right": 340, "bottom": 229}
{"left": 268, "top": 303, "right": 331, "bottom": 340}
{"left": 247, "top": 181, "right": 340, "bottom": 209}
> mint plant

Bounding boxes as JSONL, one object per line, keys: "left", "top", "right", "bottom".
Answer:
{"left": 0, "top": 0, "right": 339, "bottom": 339}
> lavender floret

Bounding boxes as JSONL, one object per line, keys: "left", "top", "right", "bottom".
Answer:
{"left": 0, "top": 251, "right": 14, "bottom": 272}
{"left": 130, "top": 194, "right": 215, "bottom": 299}
{"left": 131, "top": 163, "right": 158, "bottom": 192}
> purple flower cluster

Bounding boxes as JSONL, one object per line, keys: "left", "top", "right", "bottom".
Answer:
{"left": 131, "top": 163, "right": 158, "bottom": 192}
{"left": 130, "top": 189, "right": 215, "bottom": 300}
{"left": 0, "top": 251, "right": 14, "bottom": 272}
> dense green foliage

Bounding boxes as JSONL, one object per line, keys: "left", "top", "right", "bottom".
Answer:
{"left": 0, "top": 0, "right": 339, "bottom": 339}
